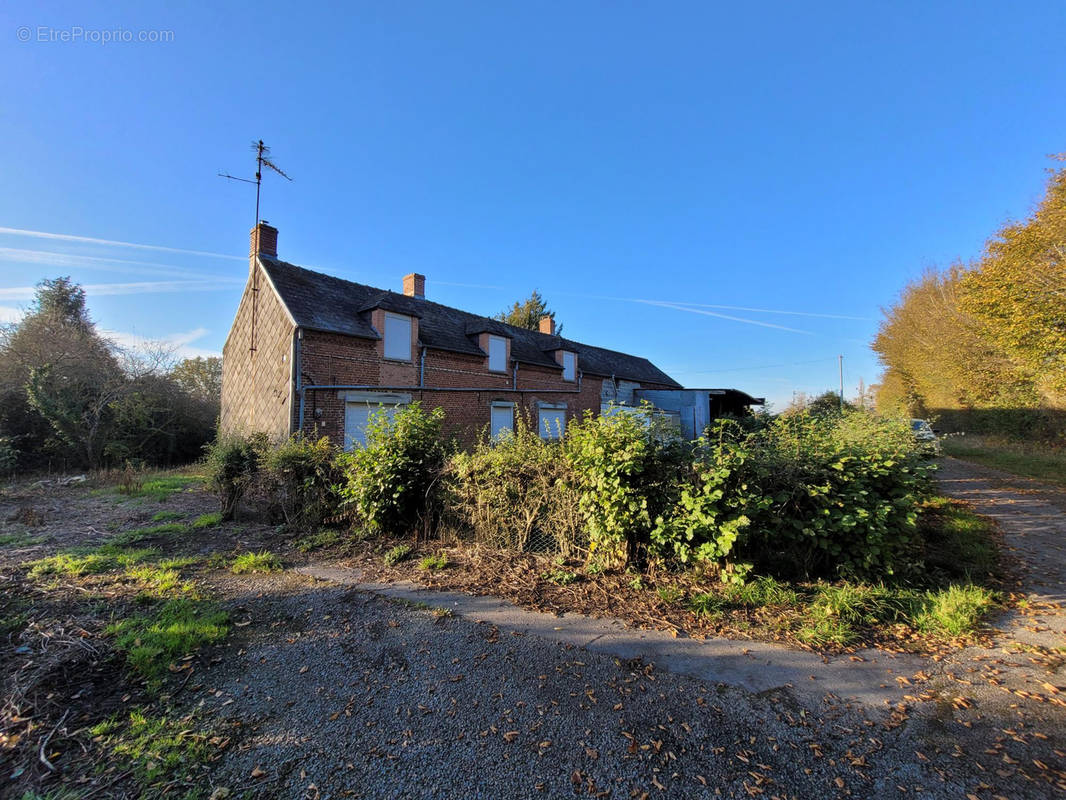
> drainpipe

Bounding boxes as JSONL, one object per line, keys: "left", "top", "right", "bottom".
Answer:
{"left": 295, "top": 328, "right": 305, "bottom": 433}
{"left": 419, "top": 346, "right": 427, "bottom": 388}
{"left": 512, "top": 360, "right": 518, "bottom": 390}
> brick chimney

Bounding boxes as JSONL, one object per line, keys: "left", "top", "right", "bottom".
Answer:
{"left": 538, "top": 315, "right": 555, "bottom": 335}
{"left": 403, "top": 273, "right": 425, "bottom": 299}
{"left": 249, "top": 221, "right": 278, "bottom": 272}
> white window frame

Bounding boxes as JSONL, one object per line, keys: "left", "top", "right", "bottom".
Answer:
{"left": 561, "top": 351, "right": 576, "bottom": 382}
{"left": 488, "top": 335, "right": 508, "bottom": 372}
{"left": 383, "top": 313, "right": 412, "bottom": 361}
{"left": 490, "top": 401, "right": 514, "bottom": 440}
{"left": 538, "top": 403, "right": 567, "bottom": 440}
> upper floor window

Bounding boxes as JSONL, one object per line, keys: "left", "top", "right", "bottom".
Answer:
{"left": 488, "top": 335, "right": 508, "bottom": 372}
{"left": 384, "top": 313, "right": 412, "bottom": 361}
{"left": 561, "top": 351, "right": 576, "bottom": 382}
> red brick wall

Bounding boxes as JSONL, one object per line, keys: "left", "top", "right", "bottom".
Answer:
{"left": 294, "top": 330, "right": 677, "bottom": 448}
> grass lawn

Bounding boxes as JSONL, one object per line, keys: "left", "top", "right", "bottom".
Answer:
{"left": 943, "top": 435, "right": 1066, "bottom": 487}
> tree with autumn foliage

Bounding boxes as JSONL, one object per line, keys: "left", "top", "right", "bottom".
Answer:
{"left": 873, "top": 162, "right": 1066, "bottom": 428}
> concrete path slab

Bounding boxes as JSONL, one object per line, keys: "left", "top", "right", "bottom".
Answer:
{"left": 293, "top": 564, "right": 925, "bottom": 708}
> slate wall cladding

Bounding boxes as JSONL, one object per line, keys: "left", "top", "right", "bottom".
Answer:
{"left": 220, "top": 264, "right": 296, "bottom": 441}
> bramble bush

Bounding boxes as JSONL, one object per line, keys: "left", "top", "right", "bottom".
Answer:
{"left": 337, "top": 402, "right": 447, "bottom": 536}
{"left": 263, "top": 434, "right": 344, "bottom": 531}
{"left": 446, "top": 414, "right": 582, "bottom": 554}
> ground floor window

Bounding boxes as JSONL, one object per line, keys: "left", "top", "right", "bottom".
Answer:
{"left": 538, "top": 403, "right": 566, "bottom": 440}
{"left": 342, "top": 392, "right": 410, "bottom": 450}
{"left": 490, "top": 402, "right": 514, "bottom": 440}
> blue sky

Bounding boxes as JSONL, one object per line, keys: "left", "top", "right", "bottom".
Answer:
{"left": 2, "top": 1, "right": 1064, "bottom": 409}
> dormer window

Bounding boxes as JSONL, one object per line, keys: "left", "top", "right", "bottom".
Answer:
{"left": 488, "top": 335, "right": 508, "bottom": 372}
{"left": 384, "top": 313, "right": 412, "bottom": 361}
{"left": 561, "top": 351, "right": 576, "bottom": 382}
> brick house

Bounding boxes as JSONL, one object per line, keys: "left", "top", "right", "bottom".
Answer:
{"left": 220, "top": 223, "right": 684, "bottom": 448}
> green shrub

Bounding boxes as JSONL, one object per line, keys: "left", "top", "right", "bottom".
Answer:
{"left": 660, "top": 411, "right": 933, "bottom": 580}
{"left": 338, "top": 403, "right": 447, "bottom": 536}
{"left": 204, "top": 433, "right": 267, "bottom": 521}
{"left": 446, "top": 415, "right": 582, "bottom": 554}
{"left": 230, "top": 551, "right": 283, "bottom": 574}
{"left": 565, "top": 407, "right": 688, "bottom": 569}
{"left": 263, "top": 434, "right": 344, "bottom": 531}
{"left": 656, "top": 419, "right": 769, "bottom": 567}
{"left": 383, "top": 543, "right": 413, "bottom": 566}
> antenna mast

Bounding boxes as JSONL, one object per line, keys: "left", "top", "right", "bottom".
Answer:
{"left": 219, "top": 140, "right": 293, "bottom": 355}
{"left": 219, "top": 139, "right": 292, "bottom": 228}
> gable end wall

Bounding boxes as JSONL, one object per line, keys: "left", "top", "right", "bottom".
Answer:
{"left": 220, "top": 265, "right": 296, "bottom": 441}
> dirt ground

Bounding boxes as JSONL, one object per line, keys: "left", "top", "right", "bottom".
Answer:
{"left": 1, "top": 460, "right": 1064, "bottom": 798}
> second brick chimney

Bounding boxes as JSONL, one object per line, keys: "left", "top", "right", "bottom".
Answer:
{"left": 539, "top": 315, "right": 555, "bottom": 335}
{"left": 249, "top": 221, "right": 278, "bottom": 272}
{"left": 403, "top": 273, "right": 426, "bottom": 299}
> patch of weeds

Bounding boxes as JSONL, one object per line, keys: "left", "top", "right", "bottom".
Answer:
{"left": 90, "top": 707, "right": 218, "bottom": 785}
{"left": 628, "top": 575, "right": 645, "bottom": 591}
{"left": 0, "top": 531, "right": 43, "bottom": 548}
{"left": 191, "top": 512, "right": 223, "bottom": 530}
{"left": 26, "top": 546, "right": 159, "bottom": 578}
{"left": 110, "top": 523, "right": 189, "bottom": 548}
{"left": 913, "top": 584, "right": 999, "bottom": 637}
{"left": 728, "top": 576, "right": 800, "bottom": 607}
{"left": 124, "top": 564, "right": 192, "bottom": 596}
{"left": 206, "top": 552, "right": 230, "bottom": 569}
{"left": 107, "top": 597, "right": 229, "bottom": 684}
{"left": 419, "top": 552, "right": 448, "bottom": 571}
{"left": 151, "top": 511, "right": 185, "bottom": 523}
{"left": 542, "top": 568, "right": 579, "bottom": 585}
{"left": 295, "top": 529, "right": 343, "bottom": 552}
{"left": 796, "top": 615, "right": 857, "bottom": 648}
{"left": 656, "top": 585, "right": 686, "bottom": 605}
{"left": 230, "top": 551, "right": 283, "bottom": 574}
{"left": 432, "top": 606, "right": 454, "bottom": 619}
{"left": 383, "top": 543, "right": 413, "bottom": 567}
{"left": 113, "top": 474, "right": 202, "bottom": 503}
{"left": 18, "top": 790, "right": 87, "bottom": 800}
{"left": 688, "top": 592, "right": 728, "bottom": 617}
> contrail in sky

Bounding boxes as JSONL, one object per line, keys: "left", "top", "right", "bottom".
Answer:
{"left": 0, "top": 247, "right": 242, "bottom": 282}
{"left": 0, "top": 280, "right": 235, "bottom": 300}
{"left": 632, "top": 300, "right": 813, "bottom": 334}
{"left": 0, "top": 227, "right": 244, "bottom": 260}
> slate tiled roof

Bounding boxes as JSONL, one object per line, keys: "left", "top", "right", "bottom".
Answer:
{"left": 259, "top": 256, "right": 681, "bottom": 387}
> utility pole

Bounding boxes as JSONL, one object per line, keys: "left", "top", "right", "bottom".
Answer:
{"left": 838, "top": 354, "right": 844, "bottom": 412}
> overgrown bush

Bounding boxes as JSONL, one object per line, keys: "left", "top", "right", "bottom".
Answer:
{"left": 667, "top": 412, "right": 933, "bottom": 580}
{"left": 337, "top": 403, "right": 447, "bottom": 536}
{"left": 263, "top": 435, "right": 344, "bottom": 531}
{"left": 446, "top": 415, "right": 583, "bottom": 554}
{"left": 203, "top": 433, "right": 268, "bottom": 521}
{"left": 565, "top": 408, "right": 689, "bottom": 569}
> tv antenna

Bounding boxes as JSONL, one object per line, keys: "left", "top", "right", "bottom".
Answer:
{"left": 219, "top": 140, "right": 292, "bottom": 356}
{"left": 219, "top": 139, "right": 292, "bottom": 227}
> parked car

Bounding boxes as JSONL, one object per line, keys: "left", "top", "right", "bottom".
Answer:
{"left": 910, "top": 419, "right": 941, "bottom": 455}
